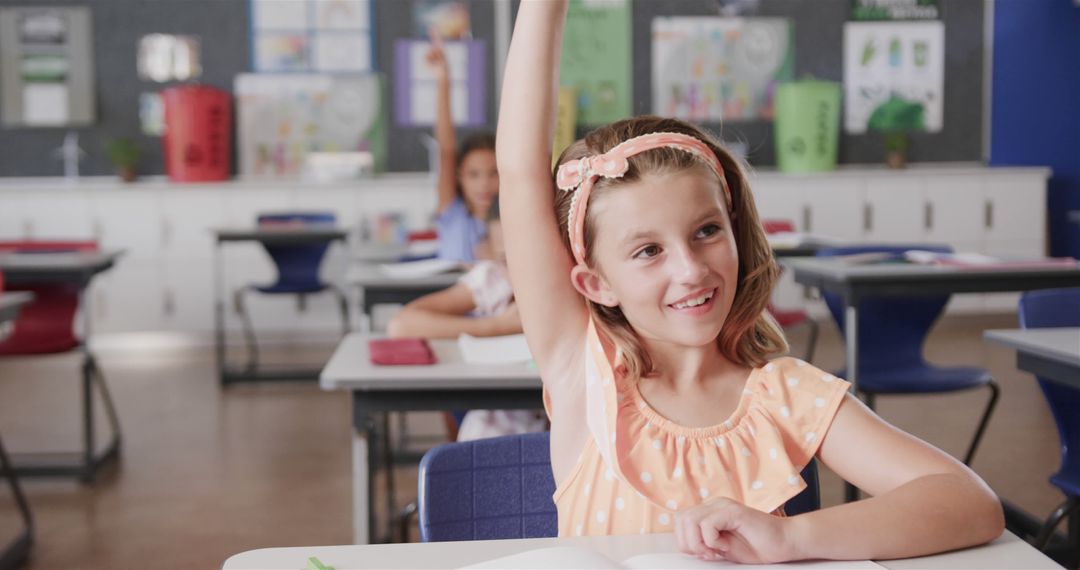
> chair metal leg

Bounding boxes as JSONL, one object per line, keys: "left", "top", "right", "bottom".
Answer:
{"left": 234, "top": 288, "right": 259, "bottom": 373}
{"left": 803, "top": 318, "right": 819, "bottom": 363}
{"left": 0, "top": 433, "right": 33, "bottom": 569}
{"left": 88, "top": 355, "right": 122, "bottom": 447}
{"left": 398, "top": 501, "right": 418, "bottom": 543}
{"left": 963, "top": 379, "right": 1000, "bottom": 466}
{"left": 330, "top": 285, "right": 351, "bottom": 336}
{"left": 1034, "top": 496, "right": 1080, "bottom": 550}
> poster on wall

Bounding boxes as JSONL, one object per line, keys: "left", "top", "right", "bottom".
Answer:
{"left": 412, "top": 0, "right": 471, "bottom": 39}
{"left": 851, "top": 0, "right": 940, "bottom": 21}
{"left": 843, "top": 21, "right": 944, "bottom": 133}
{"left": 393, "top": 39, "right": 485, "bottom": 127}
{"left": 651, "top": 17, "right": 793, "bottom": 123}
{"left": 0, "top": 6, "right": 96, "bottom": 127}
{"left": 250, "top": 0, "right": 372, "bottom": 73}
{"left": 235, "top": 73, "right": 386, "bottom": 178}
{"left": 559, "top": 0, "right": 631, "bottom": 126}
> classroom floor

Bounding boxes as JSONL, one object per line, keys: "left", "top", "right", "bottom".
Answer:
{"left": 0, "top": 313, "right": 1066, "bottom": 569}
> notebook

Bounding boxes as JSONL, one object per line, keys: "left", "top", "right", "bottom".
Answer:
{"left": 463, "top": 546, "right": 885, "bottom": 569}
{"left": 458, "top": 333, "right": 533, "bottom": 365}
{"left": 378, "top": 258, "right": 463, "bottom": 279}
{"left": 368, "top": 338, "right": 436, "bottom": 365}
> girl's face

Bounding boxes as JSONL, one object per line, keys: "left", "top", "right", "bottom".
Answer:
{"left": 459, "top": 148, "right": 499, "bottom": 215}
{"left": 585, "top": 169, "right": 738, "bottom": 348}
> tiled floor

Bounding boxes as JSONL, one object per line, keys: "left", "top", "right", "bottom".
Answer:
{"left": 0, "top": 313, "right": 1067, "bottom": 569}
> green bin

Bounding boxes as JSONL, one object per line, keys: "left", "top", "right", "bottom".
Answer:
{"left": 774, "top": 81, "right": 840, "bottom": 173}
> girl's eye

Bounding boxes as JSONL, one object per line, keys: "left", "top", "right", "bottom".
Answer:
{"left": 634, "top": 245, "right": 661, "bottom": 259}
{"left": 696, "top": 223, "right": 721, "bottom": 239}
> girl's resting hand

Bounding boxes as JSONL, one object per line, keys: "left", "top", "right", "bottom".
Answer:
{"left": 674, "top": 497, "right": 796, "bottom": 564}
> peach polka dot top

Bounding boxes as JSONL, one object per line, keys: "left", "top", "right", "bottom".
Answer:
{"left": 552, "top": 319, "right": 850, "bottom": 537}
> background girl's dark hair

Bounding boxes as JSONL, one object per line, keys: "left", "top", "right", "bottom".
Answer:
{"left": 454, "top": 132, "right": 497, "bottom": 198}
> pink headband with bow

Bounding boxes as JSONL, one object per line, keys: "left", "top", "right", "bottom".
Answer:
{"left": 555, "top": 131, "right": 730, "bottom": 266}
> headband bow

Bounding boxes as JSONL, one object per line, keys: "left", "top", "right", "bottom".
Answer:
{"left": 556, "top": 131, "right": 730, "bottom": 265}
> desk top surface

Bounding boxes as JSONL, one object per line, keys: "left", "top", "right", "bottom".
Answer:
{"left": 214, "top": 227, "right": 348, "bottom": 243}
{"left": 0, "top": 292, "right": 33, "bottom": 323}
{"left": 0, "top": 250, "right": 122, "bottom": 274}
{"left": 223, "top": 531, "right": 1055, "bottom": 570}
{"left": 782, "top": 257, "right": 1080, "bottom": 281}
{"left": 346, "top": 263, "right": 463, "bottom": 288}
{"left": 320, "top": 333, "right": 540, "bottom": 391}
{"left": 984, "top": 328, "right": 1080, "bottom": 368}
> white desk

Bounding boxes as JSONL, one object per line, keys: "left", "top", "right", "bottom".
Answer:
{"left": 984, "top": 328, "right": 1080, "bottom": 390}
{"left": 223, "top": 530, "right": 1057, "bottom": 570}
{"left": 321, "top": 334, "right": 542, "bottom": 545}
{"left": 347, "top": 263, "right": 462, "bottom": 321}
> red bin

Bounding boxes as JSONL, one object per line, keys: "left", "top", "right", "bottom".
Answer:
{"left": 162, "top": 85, "right": 232, "bottom": 182}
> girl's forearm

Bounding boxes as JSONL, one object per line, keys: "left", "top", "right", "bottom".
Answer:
{"left": 496, "top": 0, "right": 568, "bottom": 177}
{"left": 785, "top": 473, "right": 1004, "bottom": 561}
{"left": 434, "top": 72, "right": 455, "bottom": 154}
{"left": 388, "top": 308, "right": 509, "bottom": 339}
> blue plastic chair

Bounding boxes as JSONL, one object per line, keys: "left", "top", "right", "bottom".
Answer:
{"left": 1019, "top": 288, "right": 1080, "bottom": 550}
{"left": 817, "top": 245, "right": 999, "bottom": 466}
{"left": 418, "top": 432, "right": 820, "bottom": 542}
{"left": 235, "top": 212, "right": 350, "bottom": 371}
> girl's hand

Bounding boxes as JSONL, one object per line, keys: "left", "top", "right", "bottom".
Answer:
{"left": 674, "top": 497, "right": 797, "bottom": 564}
{"left": 425, "top": 30, "right": 449, "bottom": 82}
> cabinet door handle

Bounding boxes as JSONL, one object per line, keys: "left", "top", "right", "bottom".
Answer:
{"left": 985, "top": 200, "right": 994, "bottom": 229}
{"left": 22, "top": 219, "right": 33, "bottom": 239}
{"left": 92, "top": 219, "right": 104, "bottom": 242}
{"left": 802, "top": 204, "right": 811, "bottom": 233}
{"left": 164, "top": 289, "right": 176, "bottom": 317}
{"left": 863, "top": 203, "right": 873, "bottom": 233}
{"left": 924, "top": 201, "right": 933, "bottom": 231}
{"left": 161, "top": 219, "right": 172, "bottom": 247}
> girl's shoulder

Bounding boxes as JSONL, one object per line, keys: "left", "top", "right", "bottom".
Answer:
{"left": 749, "top": 356, "right": 851, "bottom": 428}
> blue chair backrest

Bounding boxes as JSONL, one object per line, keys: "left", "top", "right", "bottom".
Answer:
{"left": 817, "top": 245, "right": 952, "bottom": 373}
{"left": 256, "top": 212, "right": 336, "bottom": 291}
{"left": 1018, "top": 288, "right": 1080, "bottom": 493}
{"left": 418, "top": 432, "right": 820, "bottom": 542}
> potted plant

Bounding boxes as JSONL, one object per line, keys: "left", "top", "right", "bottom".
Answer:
{"left": 105, "top": 138, "right": 141, "bottom": 182}
{"left": 884, "top": 131, "right": 908, "bottom": 169}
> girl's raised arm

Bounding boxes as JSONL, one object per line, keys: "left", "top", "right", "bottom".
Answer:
{"left": 496, "top": 0, "right": 588, "bottom": 368}
{"left": 428, "top": 33, "right": 458, "bottom": 214}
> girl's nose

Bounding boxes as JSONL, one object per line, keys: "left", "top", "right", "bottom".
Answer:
{"left": 672, "top": 245, "right": 709, "bottom": 284}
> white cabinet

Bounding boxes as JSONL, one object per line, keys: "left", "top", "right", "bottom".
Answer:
{"left": 924, "top": 177, "right": 984, "bottom": 247}
{"left": 862, "top": 177, "right": 924, "bottom": 243}
{"left": 984, "top": 173, "right": 1046, "bottom": 251}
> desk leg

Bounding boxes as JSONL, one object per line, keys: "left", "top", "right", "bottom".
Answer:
{"left": 0, "top": 433, "right": 33, "bottom": 569}
{"left": 844, "top": 301, "right": 860, "bottom": 503}
{"left": 352, "top": 425, "right": 371, "bottom": 545}
{"left": 213, "top": 241, "right": 226, "bottom": 384}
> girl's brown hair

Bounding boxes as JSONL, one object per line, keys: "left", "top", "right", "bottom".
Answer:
{"left": 553, "top": 116, "right": 787, "bottom": 380}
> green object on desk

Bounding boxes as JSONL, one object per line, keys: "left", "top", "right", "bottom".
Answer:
{"left": 307, "top": 556, "right": 333, "bottom": 570}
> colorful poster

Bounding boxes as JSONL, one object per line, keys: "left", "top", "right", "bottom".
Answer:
{"left": 250, "top": 0, "right": 373, "bottom": 73}
{"left": 851, "top": 0, "right": 940, "bottom": 21}
{"left": 843, "top": 21, "right": 944, "bottom": 133}
{"left": 393, "top": 39, "right": 485, "bottom": 127}
{"left": 651, "top": 17, "right": 793, "bottom": 123}
{"left": 235, "top": 73, "right": 386, "bottom": 178}
{"left": 559, "top": 0, "right": 631, "bottom": 126}
{"left": 412, "top": 0, "right": 471, "bottom": 40}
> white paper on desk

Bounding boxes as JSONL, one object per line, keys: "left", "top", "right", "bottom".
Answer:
{"left": 378, "top": 258, "right": 462, "bottom": 279}
{"left": 458, "top": 333, "right": 532, "bottom": 365}
{"left": 463, "top": 546, "right": 885, "bottom": 569}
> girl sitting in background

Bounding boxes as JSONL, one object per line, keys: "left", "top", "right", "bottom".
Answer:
{"left": 427, "top": 33, "right": 499, "bottom": 263}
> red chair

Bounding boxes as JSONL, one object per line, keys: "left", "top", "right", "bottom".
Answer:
{"left": 0, "top": 241, "right": 121, "bottom": 483}
{"left": 761, "top": 220, "right": 819, "bottom": 362}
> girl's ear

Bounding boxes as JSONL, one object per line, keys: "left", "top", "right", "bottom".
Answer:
{"left": 570, "top": 264, "right": 619, "bottom": 307}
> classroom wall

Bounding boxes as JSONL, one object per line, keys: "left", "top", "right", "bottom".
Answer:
{"left": 0, "top": 0, "right": 985, "bottom": 177}
{"left": 989, "top": 0, "right": 1080, "bottom": 258}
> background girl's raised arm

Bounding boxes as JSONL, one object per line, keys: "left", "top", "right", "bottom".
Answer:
{"left": 428, "top": 33, "right": 459, "bottom": 214}
{"left": 496, "top": 0, "right": 588, "bottom": 367}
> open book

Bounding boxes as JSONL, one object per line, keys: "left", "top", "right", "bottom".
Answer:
{"left": 463, "top": 546, "right": 884, "bottom": 569}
